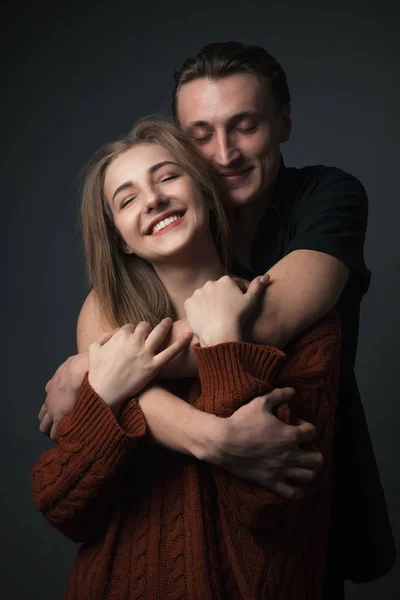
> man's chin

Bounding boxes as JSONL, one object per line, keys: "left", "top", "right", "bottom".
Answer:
{"left": 228, "top": 185, "right": 263, "bottom": 207}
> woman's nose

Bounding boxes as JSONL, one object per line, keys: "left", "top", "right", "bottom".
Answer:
{"left": 143, "top": 189, "right": 169, "bottom": 213}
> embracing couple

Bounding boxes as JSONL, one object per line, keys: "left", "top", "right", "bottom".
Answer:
{"left": 31, "top": 41, "right": 395, "bottom": 599}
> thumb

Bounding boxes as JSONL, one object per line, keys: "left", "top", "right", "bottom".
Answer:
{"left": 245, "top": 272, "right": 270, "bottom": 304}
{"left": 263, "top": 387, "right": 295, "bottom": 411}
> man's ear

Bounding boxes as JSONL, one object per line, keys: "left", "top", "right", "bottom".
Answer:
{"left": 279, "top": 103, "right": 292, "bottom": 143}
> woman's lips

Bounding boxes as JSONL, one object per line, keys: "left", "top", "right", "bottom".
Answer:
{"left": 149, "top": 214, "right": 185, "bottom": 236}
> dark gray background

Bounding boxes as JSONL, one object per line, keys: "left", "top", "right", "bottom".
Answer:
{"left": 3, "top": 0, "right": 399, "bottom": 598}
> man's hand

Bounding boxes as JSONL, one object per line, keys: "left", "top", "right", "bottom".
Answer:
{"left": 38, "top": 351, "right": 90, "bottom": 441}
{"left": 205, "top": 387, "right": 323, "bottom": 498}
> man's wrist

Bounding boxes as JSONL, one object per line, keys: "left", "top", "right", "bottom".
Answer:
{"left": 191, "top": 413, "right": 227, "bottom": 464}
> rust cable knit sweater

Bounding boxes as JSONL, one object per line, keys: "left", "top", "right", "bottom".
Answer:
{"left": 31, "top": 310, "right": 340, "bottom": 599}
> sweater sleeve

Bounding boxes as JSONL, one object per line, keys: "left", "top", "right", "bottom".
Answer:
{"left": 30, "top": 374, "right": 146, "bottom": 543}
{"left": 193, "top": 310, "right": 341, "bottom": 529}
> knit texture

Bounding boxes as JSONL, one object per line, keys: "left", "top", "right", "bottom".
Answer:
{"left": 30, "top": 310, "right": 341, "bottom": 599}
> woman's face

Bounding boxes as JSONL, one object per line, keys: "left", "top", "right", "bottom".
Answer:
{"left": 104, "top": 143, "right": 210, "bottom": 264}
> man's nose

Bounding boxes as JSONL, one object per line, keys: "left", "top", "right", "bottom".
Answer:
{"left": 214, "top": 132, "right": 240, "bottom": 167}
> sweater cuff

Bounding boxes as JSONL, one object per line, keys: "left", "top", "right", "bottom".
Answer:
{"left": 194, "top": 342, "right": 285, "bottom": 405}
{"left": 57, "top": 373, "right": 147, "bottom": 463}
{"left": 119, "top": 397, "right": 147, "bottom": 435}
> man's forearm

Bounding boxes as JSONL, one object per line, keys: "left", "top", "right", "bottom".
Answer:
{"left": 248, "top": 251, "right": 348, "bottom": 349}
{"left": 157, "top": 318, "right": 199, "bottom": 378}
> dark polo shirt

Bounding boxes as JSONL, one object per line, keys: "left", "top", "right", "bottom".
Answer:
{"left": 232, "top": 160, "right": 395, "bottom": 584}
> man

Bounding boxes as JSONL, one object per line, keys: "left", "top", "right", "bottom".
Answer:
{"left": 41, "top": 42, "right": 395, "bottom": 597}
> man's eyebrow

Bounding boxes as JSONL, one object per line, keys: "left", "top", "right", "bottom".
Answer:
{"left": 186, "top": 120, "right": 209, "bottom": 130}
{"left": 228, "top": 110, "right": 261, "bottom": 124}
{"left": 112, "top": 161, "right": 179, "bottom": 203}
{"left": 186, "top": 111, "right": 261, "bottom": 131}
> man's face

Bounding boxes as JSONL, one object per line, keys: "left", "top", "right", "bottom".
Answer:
{"left": 176, "top": 73, "right": 291, "bottom": 207}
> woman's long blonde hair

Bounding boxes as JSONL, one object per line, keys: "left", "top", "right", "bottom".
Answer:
{"left": 81, "top": 119, "right": 232, "bottom": 328}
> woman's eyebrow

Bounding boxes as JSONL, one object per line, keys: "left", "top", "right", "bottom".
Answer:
{"left": 112, "top": 162, "right": 180, "bottom": 204}
{"left": 112, "top": 181, "right": 133, "bottom": 204}
{"left": 148, "top": 160, "right": 179, "bottom": 174}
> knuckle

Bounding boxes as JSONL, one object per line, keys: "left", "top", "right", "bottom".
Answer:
{"left": 280, "top": 451, "right": 291, "bottom": 465}
{"left": 308, "top": 469, "right": 317, "bottom": 481}
{"left": 284, "top": 428, "right": 298, "bottom": 445}
{"left": 285, "top": 488, "right": 296, "bottom": 499}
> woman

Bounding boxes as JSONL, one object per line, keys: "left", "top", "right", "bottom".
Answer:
{"left": 31, "top": 120, "right": 341, "bottom": 599}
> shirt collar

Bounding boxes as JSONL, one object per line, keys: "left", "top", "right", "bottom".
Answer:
{"left": 264, "top": 154, "right": 287, "bottom": 219}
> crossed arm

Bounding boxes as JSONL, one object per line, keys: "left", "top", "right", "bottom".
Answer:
{"left": 70, "top": 249, "right": 347, "bottom": 493}
{"left": 31, "top": 309, "right": 340, "bottom": 542}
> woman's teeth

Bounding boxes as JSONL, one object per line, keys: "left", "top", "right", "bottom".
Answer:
{"left": 151, "top": 213, "right": 182, "bottom": 234}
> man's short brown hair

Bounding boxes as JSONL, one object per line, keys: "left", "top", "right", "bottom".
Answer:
{"left": 172, "top": 41, "right": 291, "bottom": 118}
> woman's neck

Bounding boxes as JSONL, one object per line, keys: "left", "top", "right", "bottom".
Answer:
{"left": 153, "top": 243, "right": 226, "bottom": 320}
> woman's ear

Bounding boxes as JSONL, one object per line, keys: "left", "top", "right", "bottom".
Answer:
{"left": 121, "top": 241, "right": 135, "bottom": 254}
{"left": 112, "top": 226, "right": 134, "bottom": 254}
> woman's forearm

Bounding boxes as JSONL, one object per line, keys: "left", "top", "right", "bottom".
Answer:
{"left": 137, "top": 384, "right": 221, "bottom": 459}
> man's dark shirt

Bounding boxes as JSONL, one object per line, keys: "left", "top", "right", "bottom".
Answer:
{"left": 233, "top": 160, "right": 395, "bottom": 585}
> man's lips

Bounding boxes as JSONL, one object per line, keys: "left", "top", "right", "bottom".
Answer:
{"left": 219, "top": 166, "right": 254, "bottom": 187}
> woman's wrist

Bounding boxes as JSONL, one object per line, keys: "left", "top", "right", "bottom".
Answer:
{"left": 88, "top": 374, "right": 126, "bottom": 415}
{"left": 199, "top": 326, "right": 242, "bottom": 347}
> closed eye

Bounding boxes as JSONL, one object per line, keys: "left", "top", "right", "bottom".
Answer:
{"left": 193, "top": 138, "right": 212, "bottom": 145}
{"left": 237, "top": 124, "right": 259, "bottom": 134}
{"left": 120, "top": 196, "right": 137, "bottom": 209}
{"left": 160, "top": 174, "right": 179, "bottom": 183}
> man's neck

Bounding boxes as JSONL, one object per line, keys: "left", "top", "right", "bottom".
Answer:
{"left": 232, "top": 187, "right": 274, "bottom": 270}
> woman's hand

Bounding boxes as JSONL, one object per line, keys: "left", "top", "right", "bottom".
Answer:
{"left": 184, "top": 273, "right": 269, "bottom": 347}
{"left": 88, "top": 318, "right": 192, "bottom": 417}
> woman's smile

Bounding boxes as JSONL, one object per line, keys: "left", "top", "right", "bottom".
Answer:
{"left": 146, "top": 210, "right": 186, "bottom": 236}
{"left": 104, "top": 143, "right": 209, "bottom": 262}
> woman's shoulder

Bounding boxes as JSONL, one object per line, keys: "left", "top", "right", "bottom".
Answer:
{"left": 77, "top": 290, "right": 115, "bottom": 352}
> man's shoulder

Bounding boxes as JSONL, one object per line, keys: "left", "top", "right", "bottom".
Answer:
{"left": 285, "top": 164, "right": 366, "bottom": 193}
{"left": 279, "top": 164, "right": 367, "bottom": 214}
